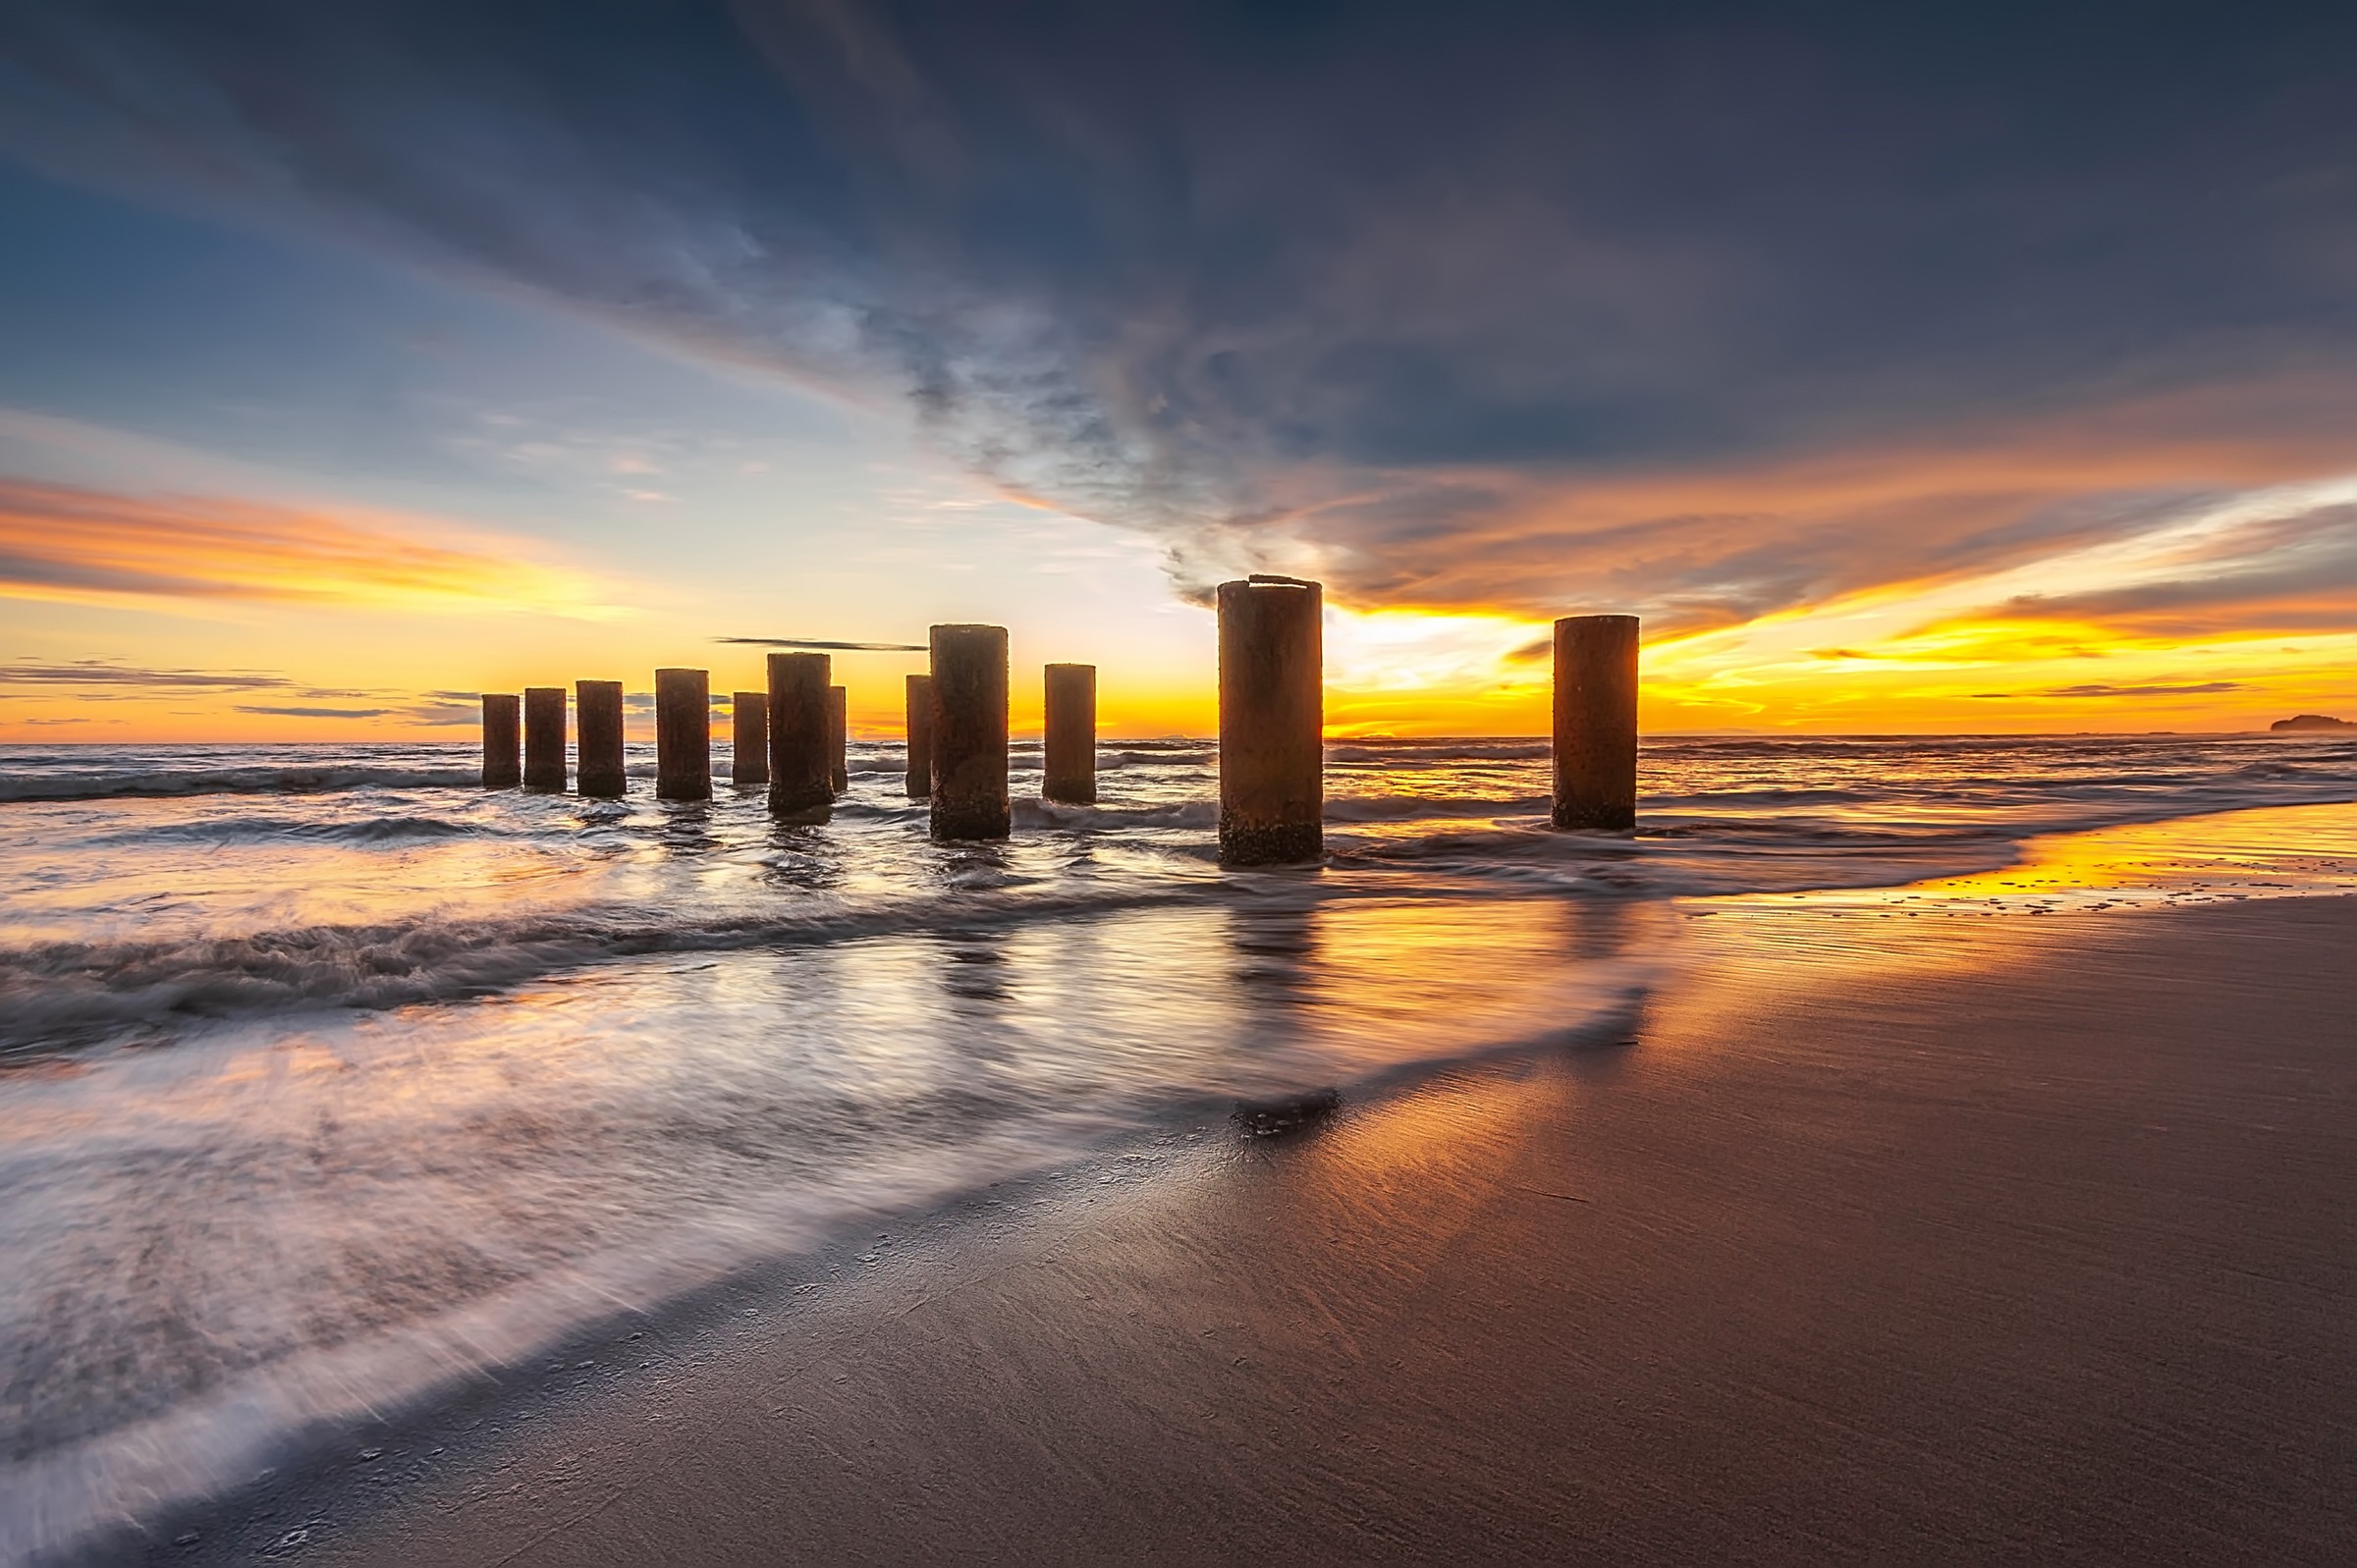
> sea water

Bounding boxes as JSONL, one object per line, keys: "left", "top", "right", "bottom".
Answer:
{"left": 1, "top": 732, "right": 2353, "bottom": 1555}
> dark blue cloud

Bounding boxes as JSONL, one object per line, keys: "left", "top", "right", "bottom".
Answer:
{"left": 4, "top": 0, "right": 2355, "bottom": 622}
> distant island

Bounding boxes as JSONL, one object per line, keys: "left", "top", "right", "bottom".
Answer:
{"left": 2271, "top": 714, "right": 2357, "bottom": 731}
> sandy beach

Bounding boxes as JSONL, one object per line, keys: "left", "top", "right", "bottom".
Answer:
{"left": 137, "top": 888, "right": 2357, "bottom": 1567}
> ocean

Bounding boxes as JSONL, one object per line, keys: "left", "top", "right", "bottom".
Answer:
{"left": 3, "top": 731, "right": 2355, "bottom": 1557}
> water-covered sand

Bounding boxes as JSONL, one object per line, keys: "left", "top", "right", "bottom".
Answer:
{"left": 155, "top": 887, "right": 2357, "bottom": 1566}
{"left": 2, "top": 736, "right": 2353, "bottom": 1561}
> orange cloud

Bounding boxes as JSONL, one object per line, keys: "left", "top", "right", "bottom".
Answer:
{"left": 1257, "top": 377, "right": 2357, "bottom": 634}
{"left": 0, "top": 477, "right": 604, "bottom": 613}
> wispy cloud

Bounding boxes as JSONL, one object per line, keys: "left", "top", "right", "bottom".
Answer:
{"left": 0, "top": 478, "right": 609, "bottom": 614}
{"left": 714, "top": 637, "right": 928, "bottom": 651}
{"left": 233, "top": 704, "right": 396, "bottom": 719}
{"left": 1970, "top": 682, "right": 2248, "bottom": 700}
{"left": 2050, "top": 683, "right": 2247, "bottom": 698}
{"left": 0, "top": 660, "right": 292, "bottom": 689}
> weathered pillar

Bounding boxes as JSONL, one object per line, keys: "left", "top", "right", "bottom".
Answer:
{"left": 654, "top": 668, "right": 711, "bottom": 801}
{"left": 576, "top": 679, "right": 627, "bottom": 798}
{"left": 928, "top": 624, "right": 1009, "bottom": 839}
{"left": 828, "top": 684, "right": 850, "bottom": 794}
{"left": 766, "top": 652, "right": 833, "bottom": 821}
{"left": 731, "top": 692, "right": 769, "bottom": 784}
{"left": 1551, "top": 614, "right": 1639, "bottom": 832}
{"left": 1217, "top": 575, "right": 1323, "bottom": 865}
{"left": 522, "top": 686, "right": 567, "bottom": 792}
{"left": 1043, "top": 663, "right": 1097, "bottom": 805}
{"left": 481, "top": 693, "right": 521, "bottom": 788}
{"left": 904, "top": 675, "right": 934, "bottom": 798}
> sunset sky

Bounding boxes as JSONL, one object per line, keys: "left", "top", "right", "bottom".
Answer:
{"left": 2, "top": 1, "right": 2353, "bottom": 741}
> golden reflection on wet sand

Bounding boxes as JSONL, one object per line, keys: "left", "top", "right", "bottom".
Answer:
{"left": 1739, "top": 799, "right": 2357, "bottom": 914}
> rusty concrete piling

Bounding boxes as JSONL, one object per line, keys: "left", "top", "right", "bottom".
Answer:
{"left": 1217, "top": 576, "right": 1323, "bottom": 865}
{"left": 1043, "top": 663, "right": 1097, "bottom": 806}
{"left": 904, "top": 674, "right": 934, "bottom": 799}
{"left": 654, "top": 668, "right": 711, "bottom": 801}
{"left": 576, "top": 679, "right": 627, "bottom": 798}
{"left": 522, "top": 686, "right": 567, "bottom": 793}
{"left": 1551, "top": 614, "right": 1639, "bottom": 832}
{"left": 481, "top": 693, "right": 521, "bottom": 788}
{"left": 928, "top": 625, "right": 1010, "bottom": 839}
{"left": 828, "top": 684, "right": 850, "bottom": 795}
{"left": 731, "top": 691, "right": 769, "bottom": 784}
{"left": 766, "top": 652, "right": 833, "bottom": 822}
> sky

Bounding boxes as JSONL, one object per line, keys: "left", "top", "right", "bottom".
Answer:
{"left": 1, "top": 0, "right": 2352, "bottom": 741}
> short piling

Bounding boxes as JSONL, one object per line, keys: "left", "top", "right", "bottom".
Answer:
{"left": 928, "top": 624, "right": 1009, "bottom": 839}
{"left": 576, "top": 679, "right": 627, "bottom": 798}
{"left": 1551, "top": 614, "right": 1639, "bottom": 832}
{"left": 481, "top": 693, "right": 521, "bottom": 788}
{"left": 1043, "top": 663, "right": 1097, "bottom": 805}
{"left": 731, "top": 692, "right": 769, "bottom": 784}
{"left": 828, "top": 684, "right": 850, "bottom": 795}
{"left": 522, "top": 686, "right": 567, "bottom": 792}
{"left": 904, "top": 675, "right": 934, "bottom": 798}
{"left": 655, "top": 668, "right": 711, "bottom": 801}
{"left": 1217, "top": 575, "right": 1323, "bottom": 865}
{"left": 766, "top": 652, "right": 833, "bottom": 821}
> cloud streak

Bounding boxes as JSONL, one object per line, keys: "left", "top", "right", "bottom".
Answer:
{"left": 0, "top": 660, "right": 291, "bottom": 689}
{"left": 713, "top": 637, "right": 927, "bottom": 651}
{"left": 1971, "top": 682, "right": 2248, "bottom": 701}
{"left": 233, "top": 704, "right": 396, "bottom": 719}
{"left": 0, "top": 478, "right": 604, "bottom": 613}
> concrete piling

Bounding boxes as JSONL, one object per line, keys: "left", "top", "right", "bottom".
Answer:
{"left": 928, "top": 624, "right": 1010, "bottom": 839}
{"left": 731, "top": 692, "right": 769, "bottom": 784}
{"left": 481, "top": 693, "right": 521, "bottom": 788}
{"left": 1551, "top": 614, "right": 1639, "bottom": 832}
{"left": 1043, "top": 663, "right": 1097, "bottom": 806}
{"left": 1217, "top": 575, "right": 1324, "bottom": 865}
{"left": 654, "top": 668, "right": 711, "bottom": 801}
{"left": 904, "top": 675, "right": 934, "bottom": 799}
{"left": 522, "top": 686, "right": 567, "bottom": 792}
{"left": 576, "top": 679, "right": 627, "bottom": 798}
{"left": 828, "top": 684, "right": 850, "bottom": 795}
{"left": 766, "top": 652, "right": 833, "bottom": 821}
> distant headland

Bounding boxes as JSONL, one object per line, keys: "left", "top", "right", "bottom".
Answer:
{"left": 2271, "top": 714, "right": 2356, "bottom": 732}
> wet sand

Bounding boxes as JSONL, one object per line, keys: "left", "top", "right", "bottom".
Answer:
{"left": 161, "top": 894, "right": 2357, "bottom": 1566}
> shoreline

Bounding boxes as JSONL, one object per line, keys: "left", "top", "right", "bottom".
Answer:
{"left": 131, "top": 889, "right": 2357, "bottom": 1566}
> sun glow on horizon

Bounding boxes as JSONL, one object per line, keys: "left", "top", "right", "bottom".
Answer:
{"left": 5, "top": 467, "right": 2351, "bottom": 743}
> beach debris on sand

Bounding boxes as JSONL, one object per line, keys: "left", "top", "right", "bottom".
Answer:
{"left": 1233, "top": 1088, "right": 1343, "bottom": 1137}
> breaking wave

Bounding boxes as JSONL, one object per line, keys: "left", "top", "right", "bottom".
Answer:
{"left": 0, "top": 764, "right": 476, "bottom": 802}
{"left": 0, "top": 883, "right": 1222, "bottom": 1054}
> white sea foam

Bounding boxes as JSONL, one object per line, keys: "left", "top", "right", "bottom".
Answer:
{"left": 0, "top": 764, "right": 477, "bottom": 802}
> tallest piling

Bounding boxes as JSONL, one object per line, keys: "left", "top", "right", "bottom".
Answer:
{"left": 1551, "top": 615, "right": 1639, "bottom": 831}
{"left": 1217, "top": 575, "right": 1323, "bottom": 865}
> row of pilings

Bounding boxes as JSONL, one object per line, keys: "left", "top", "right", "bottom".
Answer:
{"left": 478, "top": 578, "right": 1636, "bottom": 865}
